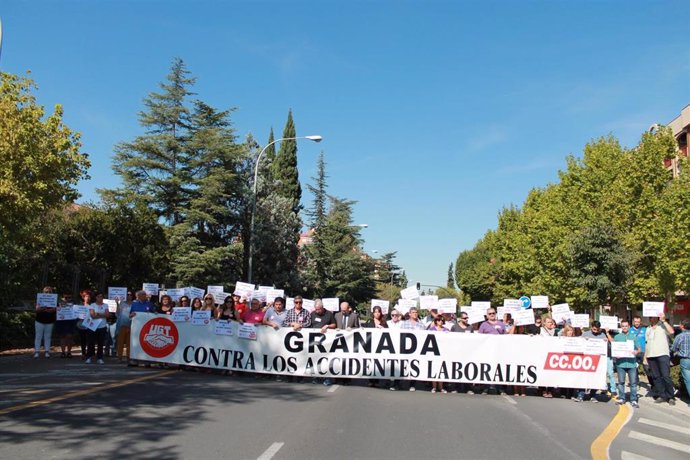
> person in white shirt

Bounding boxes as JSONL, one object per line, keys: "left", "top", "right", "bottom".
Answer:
{"left": 86, "top": 292, "right": 109, "bottom": 364}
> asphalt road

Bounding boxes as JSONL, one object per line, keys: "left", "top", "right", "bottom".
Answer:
{"left": 1, "top": 354, "right": 688, "bottom": 460}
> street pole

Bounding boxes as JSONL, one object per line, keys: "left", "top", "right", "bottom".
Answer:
{"left": 247, "top": 135, "right": 322, "bottom": 283}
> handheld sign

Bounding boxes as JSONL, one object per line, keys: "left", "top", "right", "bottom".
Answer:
{"left": 571, "top": 314, "right": 590, "bottom": 328}
{"left": 642, "top": 301, "right": 664, "bottom": 317}
{"left": 207, "top": 286, "right": 225, "bottom": 303}
{"left": 519, "top": 296, "right": 531, "bottom": 309}
{"left": 471, "top": 301, "right": 491, "bottom": 313}
{"left": 57, "top": 305, "right": 76, "bottom": 321}
{"left": 238, "top": 323, "right": 257, "bottom": 340}
{"left": 74, "top": 305, "right": 89, "bottom": 320}
{"left": 611, "top": 340, "right": 635, "bottom": 358}
{"left": 234, "top": 281, "right": 255, "bottom": 297}
{"left": 419, "top": 295, "right": 439, "bottom": 310}
{"left": 266, "top": 289, "right": 284, "bottom": 303}
{"left": 191, "top": 310, "right": 212, "bottom": 326}
{"left": 142, "top": 283, "right": 159, "bottom": 296}
{"left": 437, "top": 298, "right": 457, "bottom": 314}
{"left": 302, "top": 299, "right": 315, "bottom": 311}
{"left": 530, "top": 295, "right": 549, "bottom": 309}
{"left": 171, "top": 307, "right": 192, "bottom": 322}
{"left": 598, "top": 315, "right": 619, "bottom": 331}
{"left": 104, "top": 299, "right": 118, "bottom": 313}
{"left": 514, "top": 309, "right": 535, "bottom": 326}
{"left": 400, "top": 285, "right": 419, "bottom": 300}
{"left": 214, "top": 320, "right": 233, "bottom": 336}
{"left": 107, "top": 287, "right": 127, "bottom": 301}
{"left": 185, "top": 286, "right": 205, "bottom": 301}
{"left": 322, "top": 298, "right": 339, "bottom": 312}
{"left": 371, "top": 299, "right": 390, "bottom": 314}
{"left": 397, "top": 299, "right": 416, "bottom": 314}
{"left": 504, "top": 299, "right": 522, "bottom": 309}
{"left": 36, "top": 293, "right": 58, "bottom": 308}
{"left": 167, "top": 288, "right": 186, "bottom": 302}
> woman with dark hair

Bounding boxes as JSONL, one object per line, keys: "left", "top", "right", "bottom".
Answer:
{"left": 363, "top": 306, "right": 388, "bottom": 387}
{"left": 33, "top": 286, "right": 56, "bottom": 358}
{"left": 191, "top": 297, "right": 203, "bottom": 311}
{"left": 217, "top": 295, "right": 237, "bottom": 321}
{"left": 158, "top": 294, "right": 174, "bottom": 315}
{"left": 55, "top": 292, "right": 77, "bottom": 358}
{"left": 77, "top": 289, "right": 92, "bottom": 360}
{"left": 428, "top": 316, "right": 449, "bottom": 393}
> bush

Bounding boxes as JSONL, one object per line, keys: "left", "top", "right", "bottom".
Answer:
{"left": 671, "top": 365, "right": 687, "bottom": 398}
{"left": 0, "top": 310, "right": 36, "bottom": 350}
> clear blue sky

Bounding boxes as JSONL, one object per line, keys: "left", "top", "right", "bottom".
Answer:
{"left": 2, "top": 1, "right": 688, "bottom": 288}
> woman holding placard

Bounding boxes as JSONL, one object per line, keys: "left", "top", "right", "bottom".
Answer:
{"left": 363, "top": 306, "right": 388, "bottom": 388}
{"left": 217, "top": 296, "right": 238, "bottom": 321}
{"left": 77, "top": 289, "right": 92, "bottom": 360}
{"left": 33, "top": 286, "right": 56, "bottom": 358}
{"left": 158, "top": 294, "right": 174, "bottom": 315}
{"left": 55, "top": 292, "right": 77, "bottom": 358}
{"left": 191, "top": 297, "right": 203, "bottom": 311}
{"left": 85, "top": 292, "right": 109, "bottom": 364}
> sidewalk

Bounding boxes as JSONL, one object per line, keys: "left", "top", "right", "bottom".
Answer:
{"left": 636, "top": 374, "right": 690, "bottom": 416}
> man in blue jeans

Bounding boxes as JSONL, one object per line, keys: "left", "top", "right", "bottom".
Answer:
{"left": 671, "top": 319, "right": 690, "bottom": 407}
{"left": 614, "top": 319, "right": 641, "bottom": 408}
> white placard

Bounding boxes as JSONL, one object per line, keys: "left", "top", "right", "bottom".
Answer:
{"left": 419, "top": 295, "right": 439, "bottom": 310}
{"left": 371, "top": 299, "right": 390, "bottom": 314}
{"left": 503, "top": 299, "right": 522, "bottom": 309}
{"left": 642, "top": 301, "right": 664, "bottom": 317}
{"left": 56, "top": 305, "right": 75, "bottom": 321}
{"left": 611, "top": 340, "right": 635, "bottom": 358}
{"left": 171, "top": 307, "right": 192, "bottom": 322}
{"left": 286, "top": 297, "right": 295, "bottom": 309}
{"left": 322, "top": 298, "right": 340, "bottom": 312}
{"left": 207, "top": 286, "right": 225, "bottom": 303}
{"left": 571, "top": 314, "right": 590, "bottom": 328}
{"left": 107, "top": 287, "right": 128, "bottom": 301}
{"left": 74, "top": 305, "right": 90, "bottom": 320}
{"left": 397, "top": 299, "right": 417, "bottom": 314}
{"left": 437, "top": 298, "right": 457, "bottom": 314}
{"left": 562, "top": 337, "right": 585, "bottom": 354}
{"left": 531, "top": 295, "right": 549, "bottom": 309}
{"left": 584, "top": 339, "right": 607, "bottom": 356}
{"left": 142, "top": 283, "right": 159, "bottom": 296}
{"left": 400, "top": 286, "right": 419, "bottom": 300}
{"left": 302, "top": 299, "right": 315, "bottom": 312}
{"left": 471, "top": 301, "right": 491, "bottom": 312}
{"left": 598, "top": 315, "right": 619, "bottom": 331}
{"left": 551, "top": 303, "right": 570, "bottom": 318}
{"left": 82, "top": 315, "right": 102, "bottom": 331}
{"left": 252, "top": 290, "right": 266, "bottom": 302}
{"left": 266, "top": 289, "right": 284, "bottom": 303}
{"left": 465, "top": 307, "right": 486, "bottom": 325}
{"left": 185, "top": 287, "right": 205, "bottom": 301}
{"left": 214, "top": 320, "right": 234, "bottom": 336}
{"left": 166, "top": 288, "right": 186, "bottom": 302}
{"left": 514, "top": 309, "right": 535, "bottom": 326}
{"left": 238, "top": 323, "right": 258, "bottom": 340}
{"left": 104, "top": 299, "right": 118, "bottom": 313}
{"left": 497, "top": 307, "right": 507, "bottom": 319}
{"left": 36, "top": 293, "right": 58, "bottom": 308}
{"left": 191, "top": 310, "right": 212, "bottom": 326}
{"left": 234, "top": 281, "right": 255, "bottom": 297}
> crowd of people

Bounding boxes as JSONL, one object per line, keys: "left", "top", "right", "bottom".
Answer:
{"left": 32, "top": 286, "right": 690, "bottom": 407}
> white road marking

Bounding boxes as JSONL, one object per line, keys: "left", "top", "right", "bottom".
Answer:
{"left": 638, "top": 417, "right": 690, "bottom": 435}
{"left": 620, "top": 450, "right": 654, "bottom": 460}
{"left": 327, "top": 384, "right": 340, "bottom": 393}
{"left": 257, "top": 442, "right": 284, "bottom": 460}
{"left": 628, "top": 430, "right": 689, "bottom": 453}
{"left": 502, "top": 395, "right": 517, "bottom": 405}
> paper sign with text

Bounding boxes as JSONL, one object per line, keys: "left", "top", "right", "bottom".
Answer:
{"left": 191, "top": 310, "right": 212, "bottom": 326}
{"left": 642, "top": 301, "right": 664, "bottom": 317}
{"left": 36, "top": 293, "right": 58, "bottom": 308}
{"left": 531, "top": 296, "right": 549, "bottom": 309}
{"left": 322, "top": 298, "right": 340, "bottom": 312}
{"left": 171, "top": 307, "right": 192, "bottom": 322}
{"left": 107, "top": 287, "right": 127, "bottom": 301}
{"left": 142, "top": 283, "right": 159, "bottom": 296}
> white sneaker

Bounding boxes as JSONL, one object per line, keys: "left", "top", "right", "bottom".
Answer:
{"left": 409, "top": 387, "right": 416, "bottom": 392}
{"left": 45, "top": 352, "right": 50, "bottom": 359}
{"left": 33, "top": 352, "right": 39, "bottom": 359}
{"left": 431, "top": 388, "right": 437, "bottom": 393}
{"left": 97, "top": 359, "right": 105, "bottom": 365}
{"left": 85, "top": 358, "right": 92, "bottom": 364}
{"left": 441, "top": 389, "right": 448, "bottom": 394}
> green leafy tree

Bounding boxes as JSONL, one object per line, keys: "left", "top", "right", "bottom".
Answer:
{"left": 447, "top": 262, "right": 455, "bottom": 289}
{"left": 272, "top": 109, "right": 301, "bottom": 215}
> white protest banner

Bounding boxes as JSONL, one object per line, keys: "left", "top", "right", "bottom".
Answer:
{"left": 82, "top": 315, "right": 102, "bottom": 331}
{"left": 286, "top": 297, "right": 295, "bottom": 309}
{"left": 207, "top": 286, "right": 225, "bottom": 303}
{"left": 471, "top": 301, "right": 491, "bottom": 313}
{"left": 503, "top": 299, "right": 522, "bottom": 309}
{"left": 131, "top": 313, "right": 607, "bottom": 389}
{"left": 142, "top": 283, "right": 159, "bottom": 296}
{"left": 551, "top": 303, "right": 570, "bottom": 319}
{"left": 36, "top": 293, "right": 58, "bottom": 308}
{"left": 191, "top": 310, "right": 212, "bottom": 326}
{"left": 531, "top": 296, "right": 549, "bottom": 309}
{"left": 322, "top": 298, "right": 339, "bottom": 312}
{"left": 584, "top": 339, "right": 607, "bottom": 356}
{"left": 599, "top": 315, "right": 619, "bottom": 331}
{"left": 571, "top": 314, "right": 590, "bottom": 328}
{"left": 419, "top": 295, "right": 439, "bottom": 310}
{"left": 611, "top": 340, "right": 635, "bottom": 358}
{"left": 57, "top": 305, "right": 75, "bottom": 321}
{"left": 258, "top": 285, "right": 273, "bottom": 294}
{"left": 104, "top": 299, "right": 118, "bottom": 313}
{"left": 234, "top": 281, "right": 255, "bottom": 297}
{"left": 167, "top": 288, "right": 186, "bottom": 302}
{"left": 252, "top": 290, "right": 266, "bottom": 302}
{"left": 397, "top": 299, "right": 416, "bottom": 314}
{"left": 642, "top": 301, "right": 664, "bottom": 317}
{"left": 371, "top": 299, "right": 390, "bottom": 314}
{"left": 185, "top": 287, "right": 205, "bottom": 301}
{"left": 514, "top": 309, "right": 535, "bottom": 326}
{"left": 266, "top": 289, "right": 284, "bottom": 303}
{"left": 171, "top": 307, "right": 192, "bottom": 322}
{"left": 400, "top": 285, "right": 419, "bottom": 300}
{"left": 302, "top": 299, "right": 315, "bottom": 312}
{"left": 108, "top": 287, "right": 127, "bottom": 301}
{"left": 464, "top": 307, "right": 486, "bottom": 325}
{"left": 238, "top": 323, "right": 258, "bottom": 340}
{"left": 74, "top": 305, "right": 89, "bottom": 320}
{"left": 561, "top": 337, "right": 586, "bottom": 354}
{"left": 214, "top": 320, "right": 234, "bottom": 336}
{"left": 437, "top": 298, "right": 457, "bottom": 314}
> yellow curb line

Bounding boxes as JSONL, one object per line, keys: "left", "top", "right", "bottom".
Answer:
{"left": 590, "top": 404, "right": 633, "bottom": 460}
{"left": 0, "top": 370, "right": 176, "bottom": 416}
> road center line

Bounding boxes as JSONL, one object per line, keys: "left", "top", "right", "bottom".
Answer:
{"left": 0, "top": 370, "right": 176, "bottom": 416}
{"left": 257, "top": 442, "right": 284, "bottom": 460}
{"left": 327, "top": 384, "right": 339, "bottom": 393}
{"left": 638, "top": 417, "right": 690, "bottom": 435}
{"left": 590, "top": 404, "right": 633, "bottom": 460}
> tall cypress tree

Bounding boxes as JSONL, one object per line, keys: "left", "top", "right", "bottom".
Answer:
{"left": 111, "top": 57, "right": 195, "bottom": 225}
{"left": 272, "top": 109, "right": 301, "bottom": 214}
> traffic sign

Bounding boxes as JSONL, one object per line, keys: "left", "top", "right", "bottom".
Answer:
{"left": 519, "top": 296, "right": 531, "bottom": 309}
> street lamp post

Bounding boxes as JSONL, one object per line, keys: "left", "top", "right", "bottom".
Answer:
{"left": 247, "top": 135, "right": 322, "bottom": 284}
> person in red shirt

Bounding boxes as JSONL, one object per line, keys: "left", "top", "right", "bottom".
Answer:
{"left": 234, "top": 294, "right": 248, "bottom": 317}
{"left": 241, "top": 298, "right": 265, "bottom": 324}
